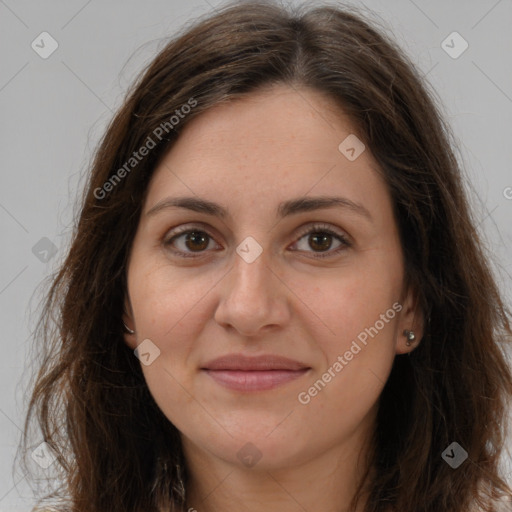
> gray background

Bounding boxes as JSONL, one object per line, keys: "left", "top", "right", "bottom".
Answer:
{"left": 1, "top": 0, "right": 511, "bottom": 509}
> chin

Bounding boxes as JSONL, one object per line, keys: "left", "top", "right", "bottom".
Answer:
{"left": 194, "top": 423, "right": 314, "bottom": 470}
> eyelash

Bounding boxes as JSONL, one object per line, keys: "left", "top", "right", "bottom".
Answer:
{"left": 162, "top": 223, "right": 352, "bottom": 259}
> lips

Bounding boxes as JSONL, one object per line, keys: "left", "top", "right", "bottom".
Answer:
{"left": 202, "top": 354, "right": 310, "bottom": 371}
{"left": 201, "top": 354, "right": 311, "bottom": 391}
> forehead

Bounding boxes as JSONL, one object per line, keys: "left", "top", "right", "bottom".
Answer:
{"left": 176, "top": 83, "right": 357, "bottom": 155}
{"left": 143, "top": 84, "right": 388, "bottom": 221}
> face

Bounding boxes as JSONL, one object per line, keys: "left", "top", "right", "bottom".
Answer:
{"left": 123, "top": 84, "right": 423, "bottom": 471}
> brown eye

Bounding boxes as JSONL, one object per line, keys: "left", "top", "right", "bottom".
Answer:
{"left": 164, "top": 228, "right": 220, "bottom": 257}
{"left": 181, "top": 231, "right": 210, "bottom": 252}
{"left": 308, "top": 233, "right": 335, "bottom": 252}
{"left": 291, "top": 224, "right": 351, "bottom": 259}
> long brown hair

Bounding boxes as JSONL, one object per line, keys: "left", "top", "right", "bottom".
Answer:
{"left": 18, "top": 1, "right": 512, "bottom": 511}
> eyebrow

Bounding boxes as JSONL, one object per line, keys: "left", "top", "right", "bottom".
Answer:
{"left": 146, "top": 195, "right": 373, "bottom": 222}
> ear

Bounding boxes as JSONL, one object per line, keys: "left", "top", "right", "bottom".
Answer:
{"left": 122, "top": 295, "right": 137, "bottom": 349}
{"left": 395, "top": 283, "right": 424, "bottom": 355}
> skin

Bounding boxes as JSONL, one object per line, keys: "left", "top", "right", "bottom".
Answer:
{"left": 123, "top": 83, "right": 424, "bottom": 512}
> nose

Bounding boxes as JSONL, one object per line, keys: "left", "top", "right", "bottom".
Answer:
{"left": 214, "top": 247, "right": 291, "bottom": 337}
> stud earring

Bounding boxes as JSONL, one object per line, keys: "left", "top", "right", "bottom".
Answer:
{"left": 123, "top": 322, "right": 135, "bottom": 335}
{"left": 403, "top": 329, "right": 416, "bottom": 346}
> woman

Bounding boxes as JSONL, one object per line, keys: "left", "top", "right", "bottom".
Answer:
{"left": 19, "top": 1, "right": 512, "bottom": 511}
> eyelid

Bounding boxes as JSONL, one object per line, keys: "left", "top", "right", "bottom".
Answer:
{"left": 162, "top": 221, "right": 352, "bottom": 258}
{"left": 293, "top": 222, "right": 351, "bottom": 245}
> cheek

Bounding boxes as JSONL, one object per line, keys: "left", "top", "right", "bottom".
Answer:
{"left": 130, "top": 256, "right": 217, "bottom": 339}
{"left": 290, "top": 254, "right": 401, "bottom": 417}
{"left": 127, "top": 261, "right": 211, "bottom": 414}
{"left": 293, "top": 281, "right": 400, "bottom": 442}
{"left": 298, "top": 281, "right": 398, "bottom": 404}
{"left": 291, "top": 251, "right": 403, "bottom": 356}
{"left": 132, "top": 270, "right": 207, "bottom": 432}
{"left": 302, "top": 268, "right": 400, "bottom": 426}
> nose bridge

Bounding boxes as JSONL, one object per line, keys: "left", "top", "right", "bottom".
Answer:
{"left": 230, "top": 238, "right": 275, "bottom": 301}
{"left": 214, "top": 235, "right": 289, "bottom": 334}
